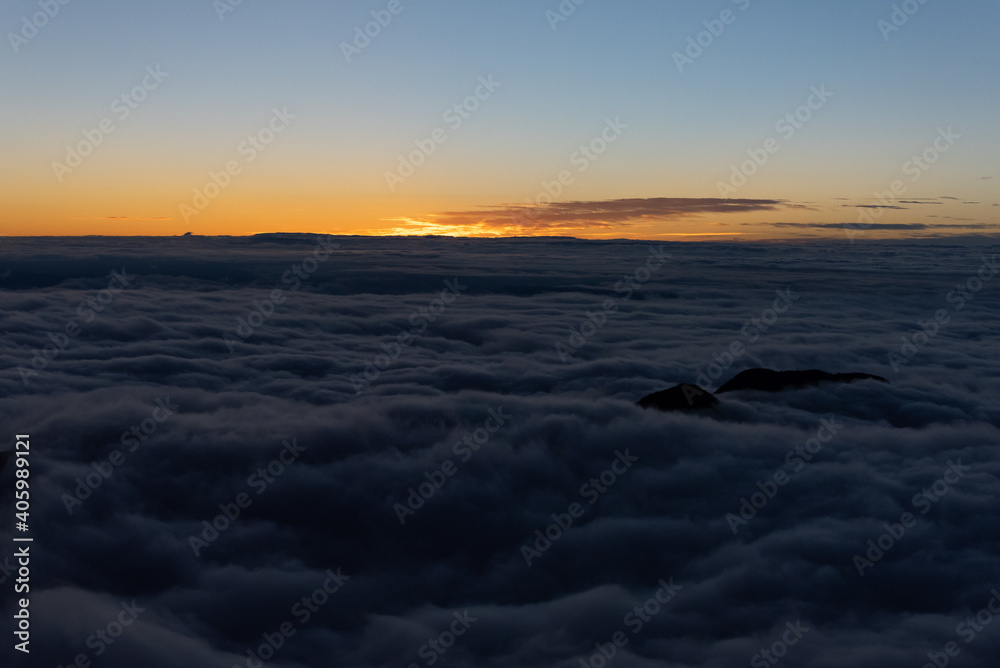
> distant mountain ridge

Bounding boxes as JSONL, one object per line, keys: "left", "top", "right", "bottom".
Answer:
{"left": 638, "top": 368, "right": 889, "bottom": 412}
{"left": 716, "top": 368, "right": 888, "bottom": 394}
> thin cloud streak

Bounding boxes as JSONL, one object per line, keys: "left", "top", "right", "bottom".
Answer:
{"left": 383, "top": 198, "right": 788, "bottom": 236}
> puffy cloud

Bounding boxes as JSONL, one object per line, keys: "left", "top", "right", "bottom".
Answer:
{"left": 1, "top": 235, "right": 999, "bottom": 667}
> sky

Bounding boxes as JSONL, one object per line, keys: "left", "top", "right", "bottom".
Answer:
{"left": 2, "top": 0, "right": 998, "bottom": 239}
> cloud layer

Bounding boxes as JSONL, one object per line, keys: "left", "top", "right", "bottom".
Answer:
{"left": 1, "top": 235, "right": 999, "bottom": 668}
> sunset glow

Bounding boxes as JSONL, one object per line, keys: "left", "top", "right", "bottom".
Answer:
{"left": 2, "top": 1, "right": 996, "bottom": 240}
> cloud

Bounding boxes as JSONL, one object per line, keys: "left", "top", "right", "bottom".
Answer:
{"left": 2, "top": 235, "right": 1000, "bottom": 667}
{"left": 385, "top": 198, "right": 787, "bottom": 236}
{"left": 772, "top": 222, "right": 929, "bottom": 230}
{"left": 771, "top": 223, "right": 997, "bottom": 231}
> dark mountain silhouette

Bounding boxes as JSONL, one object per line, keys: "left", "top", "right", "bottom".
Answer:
{"left": 637, "top": 383, "right": 719, "bottom": 412}
{"left": 638, "top": 368, "right": 888, "bottom": 412}
{"left": 716, "top": 368, "right": 888, "bottom": 394}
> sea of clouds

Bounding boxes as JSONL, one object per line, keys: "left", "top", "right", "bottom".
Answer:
{"left": 1, "top": 234, "right": 998, "bottom": 668}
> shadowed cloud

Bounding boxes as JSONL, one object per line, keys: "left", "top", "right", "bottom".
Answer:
{"left": 388, "top": 198, "right": 787, "bottom": 236}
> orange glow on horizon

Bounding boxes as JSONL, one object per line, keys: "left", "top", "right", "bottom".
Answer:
{"left": 3, "top": 188, "right": 996, "bottom": 240}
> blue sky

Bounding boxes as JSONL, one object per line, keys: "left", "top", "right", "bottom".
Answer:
{"left": 2, "top": 0, "right": 997, "bottom": 236}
